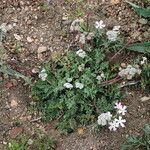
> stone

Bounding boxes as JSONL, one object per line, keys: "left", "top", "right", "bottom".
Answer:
{"left": 37, "top": 46, "right": 47, "bottom": 54}
{"left": 141, "top": 96, "right": 150, "bottom": 102}
{"left": 121, "top": 63, "right": 126, "bottom": 68}
{"left": 27, "top": 37, "right": 34, "bottom": 43}
{"left": 138, "top": 18, "right": 148, "bottom": 25}
{"left": 14, "top": 34, "right": 22, "bottom": 41}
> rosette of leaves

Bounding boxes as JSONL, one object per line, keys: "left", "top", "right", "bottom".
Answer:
{"left": 121, "top": 125, "right": 150, "bottom": 150}
{"left": 32, "top": 43, "right": 122, "bottom": 132}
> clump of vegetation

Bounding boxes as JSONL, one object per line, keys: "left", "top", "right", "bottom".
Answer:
{"left": 32, "top": 20, "right": 125, "bottom": 132}
{"left": 5, "top": 131, "right": 56, "bottom": 150}
{"left": 141, "top": 62, "right": 150, "bottom": 89}
{"left": 121, "top": 125, "right": 150, "bottom": 150}
{"left": 32, "top": 10, "right": 149, "bottom": 132}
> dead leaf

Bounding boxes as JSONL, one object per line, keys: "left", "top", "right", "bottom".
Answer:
{"left": 77, "top": 127, "right": 85, "bottom": 135}
{"left": 141, "top": 96, "right": 150, "bottom": 102}
{"left": 111, "top": 0, "right": 120, "bottom": 4}
{"left": 37, "top": 46, "right": 47, "bottom": 54}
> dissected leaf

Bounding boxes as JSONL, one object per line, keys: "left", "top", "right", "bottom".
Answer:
{"left": 127, "top": 42, "right": 150, "bottom": 54}
{"left": 126, "top": 1, "right": 150, "bottom": 18}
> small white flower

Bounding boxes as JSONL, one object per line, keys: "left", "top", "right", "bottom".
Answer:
{"left": 97, "top": 112, "right": 112, "bottom": 126}
{"left": 75, "top": 82, "right": 84, "bottom": 89}
{"left": 114, "top": 102, "right": 123, "bottom": 110}
{"left": 64, "top": 83, "right": 73, "bottom": 89}
{"left": 78, "top": 64, "right": 85, "bottom": 71}
{"left": 100, "top": 72, "right": 105, "bottom": 78}
{"left": 38, "top": 68, "right": 48, "bottom": 81}
{"left": 114, "top": 116, "right": 126, "bottom": 128}
{"left": 114, "top": 102, "right": 127, "bottom": 115}
{"left": 109, "top": 120, "right": 118, "bottom": 131}
{"left": 96, "top": 75, "right": 102, "bottom": 81}
{"left": 95, "top": 20, "right": 105, "bottom": 29}
{"left": 140, "top": 57, "right": 147, "bottom": 65}
{"left": 118, "top": 105, "right": 127, "bottom": 115}
{"left": 106, "top": 30, "right": 118, "bottom": 42}
{"left": 67, "top": 78, "right": 72, "bottom": 82}
{"left": 76, "top": 49, "right": 86, "bottom": 58}
{"left": 113, "top": 25, "right": 120, "bottom": 31}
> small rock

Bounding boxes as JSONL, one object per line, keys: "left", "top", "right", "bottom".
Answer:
{"left": 14, "top": 34, "right": 22, "bottom": 41}
{"left": 9, "top": 127, "right": 23, "bottom": 138}
{"left": 141, "top": 96, "right": 150, "bottom": 102}
{"left": 138, "top": 18, "right": 148, "bottom": 25}
{"left": 10, "top": 79, "right": 18, "bottom": 86}
{"left": 10, "top": 99, "right": 18, "bottom": 108}
{"left": 121, "top": 63, "right": 126, "bottom": 68}
{"left": 27, "top": 37, "right": 34, "bottom": 43}
{"left": 37, "top": 46, "right": 47, "bottom": 54}
{"left": 111, "top": 0, "right": 120, "bottom": 4}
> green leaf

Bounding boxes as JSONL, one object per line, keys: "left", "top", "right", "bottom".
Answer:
{"left": 127, "top": 42, "right": 150, "bottom": 54}
{"left": 126, "top": 1, "right": 150, "bottom": 17}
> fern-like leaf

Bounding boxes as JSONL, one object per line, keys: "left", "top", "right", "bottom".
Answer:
{"left": 126, "top": 1, "right": 150, "bottom": 18}
{"left": 127, "top": 42, "right": 150, "bottom": 54}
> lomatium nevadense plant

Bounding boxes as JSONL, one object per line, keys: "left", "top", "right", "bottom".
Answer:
{"left": 32, "top": 20, "right": 129, "bottom": 132}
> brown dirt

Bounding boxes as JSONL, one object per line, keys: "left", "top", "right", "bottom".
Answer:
{"left": 0, "top": 0, "right": 150, "bottom": 150}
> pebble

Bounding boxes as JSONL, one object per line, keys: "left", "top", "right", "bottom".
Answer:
{"left": 138, "top": 18, "right": 148, "bottom": 25}
{"left": 121, "top": 63, "right": 126, "bottom": 68}
{"left": 14, "top": 34, "right": 22, "bottom": 41}
{"left": 37, "top": 46, "right": 47, "bottom": 53}
{"left": 27, "top": 37, "right": 34, "bottom": 43}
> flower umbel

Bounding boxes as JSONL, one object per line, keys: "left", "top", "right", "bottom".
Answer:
{"left": 38, "top": 68, "right": 48, "bottom": 81}
{"left": 76, "top": 49, "right": 86, "bottom": 58}
{"left": 64, "top": 83, "right": 73, "bottom": 89}
{"left": 75, "top": 82, "right": 84, "bottom": 89}
{"left": 97, "top": 112, "right": 112, "bottom": 126}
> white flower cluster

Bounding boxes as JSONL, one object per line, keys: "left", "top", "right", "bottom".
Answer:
{"left": 97, "top": 102, "right": 127, "bottom": 131}
{"left": 118, "top": 65, "right": 141, "bottom": 80}
{"left": 96, "top": 72, "right": 105, "bottom": 83}
{"left": 106, "top": 26, "right": 120, "bottom": 42}
{"left": 38, "top": 68, "right": 48, "bottom": 81}
{"left": 63, "top": 78, "right": 84, "bottom": 90}
{"left": 76, "top": 49, "right": 86, "bottom": 58}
